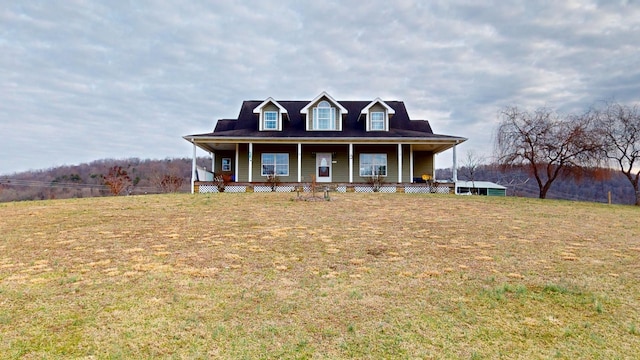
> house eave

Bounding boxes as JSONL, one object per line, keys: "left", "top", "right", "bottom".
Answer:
{"left": 184, "top": 135, "right": 467, "bottom": 154}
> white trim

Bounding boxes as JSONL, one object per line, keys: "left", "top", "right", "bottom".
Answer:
{"left": 300, "top": 91, "right": 348, "bottom": 115}
{"left": 361, "top": 98, "right": 395, "bottom": 132}
{"left": 211, "top": 152, "right": 216, "bottom": 173}
{"left": 297, "top": 143, "right": 302, "bottom": 182}
{"left": 253, "top": 97, "right": 288, "bottom": 132}
{"left": 261, "top": 153, "right": 290, "bottom": 176}
{"left": 235, "top": 144, "right": 239, "bottom": 182}
{"left": 248, "top": 143, "right": 253, "bottom": 182}
{"left": 348, "top": 143, "right": 353, "bottom": 183}
{"left": 359, "top": 153, "right": 388, "bottom": 177}
{"left": 360, "top": 98, "right": 395, "bottom": 115}
{"left": 253, "top": 97, "right": 288, "bottom": 114}
{"left": 398, "top": 143, "right": 403, "bottom": 183}
{"left": 315, "top": 153, "right": 332, "bottom": 182}
{"left": 452, "top": 144, "right": 458, "bottom": 182}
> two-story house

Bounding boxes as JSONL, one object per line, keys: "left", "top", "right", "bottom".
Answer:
{"left": 184, "top": 92, "right": 466, "bottom": 193}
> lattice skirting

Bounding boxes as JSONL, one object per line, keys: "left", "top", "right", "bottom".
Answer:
{"left": 405, "top": 186, "right": 450, "bottom": 194}
{"left": 199, "top": 184, "right": 450, "bottom": 194}
{"left": 198, "top": 185, "right": 247, "bottom": 193}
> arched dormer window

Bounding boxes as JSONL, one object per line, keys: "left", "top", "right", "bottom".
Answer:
{"left": 313, "top": 101, "right": 336, "bottom": 130}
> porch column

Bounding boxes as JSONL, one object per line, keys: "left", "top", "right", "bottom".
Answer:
{"left": 397, "top": 143, "right": 403, "bottom": 183}
{"left": 409, "top": 145, "right": 414, "bottom": 183}
{"left": 211, "top": 152, "right": 215, "bottom": 173}
{"left": 235, "top": 144, "right": 239, "bottom": 182}
{"left": 191, "top": 142, "right": 197, "bottom": 194}
{"left": 297, "top": 143, "right": 302, "bottom": 183}
{"left": 348, "top": 143, "right": 354, "bottom": 183}
{"left": 248, "top": 143, "right": 253, "bottom": 182}
{"left": 452, "top": 144, "right": 458, "bottom": 182}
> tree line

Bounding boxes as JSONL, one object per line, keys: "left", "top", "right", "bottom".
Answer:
{"left": 495, "top": 101, "right": 640, "bottom": 205}
{"left": 0, "top": 157, "right": 209, "bottom": 202}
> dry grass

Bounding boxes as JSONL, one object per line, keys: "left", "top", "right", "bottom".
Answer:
{"left": 1, "top": 193, "right": 639, "bottom": 359}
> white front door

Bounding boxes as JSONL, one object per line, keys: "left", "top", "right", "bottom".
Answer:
{"left": 316, "top": 153, "right": 332, "bottom": 183}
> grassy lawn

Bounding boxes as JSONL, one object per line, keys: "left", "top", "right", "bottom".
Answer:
{"left": 1, "top": 193, "right": 639, "bottom": 359}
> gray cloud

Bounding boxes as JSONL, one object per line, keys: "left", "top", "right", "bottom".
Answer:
{"left": 1, "top": 0, "right": 639, "bottom": 174}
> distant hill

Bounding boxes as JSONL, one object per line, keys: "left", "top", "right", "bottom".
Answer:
{"left": 1, "top": 158, "right": 636, "bottom": 204}
{"left": 0, "top": 157, "right": 210, "bottom": 202}
{"left": 436, "top": 165, "right": 637, "bottom": 205}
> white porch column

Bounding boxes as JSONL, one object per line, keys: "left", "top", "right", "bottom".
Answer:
{"left": 397, "top": 143, "right": 403, "bottom": 183}
{"left": 409, "top": 144, "right": 414, "bottom": 183}
{"left": 297, "top": 143, "right": 302, "bottom": 183}
{"left": 211, "top": 152, "right": 215, "bottom": 173}
{"left": 235, "top": 143, "right": 239, "bottom": 182}
{"left": 191, "top": 142, "right": 197, "bottom": 194}
{"left": 348, "top": 143, "right": 354, "bottom": 183}
{"left": 452, "top": 144, "right": 458, "bottom": 182}
{"left": 248, "top": 143, "right": 253, "bottom": 182}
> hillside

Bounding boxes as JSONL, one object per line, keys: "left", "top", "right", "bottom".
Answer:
{"left": 1, "top": 193, "right": 638, "bottom": 358}
{"left": 1, "top": 158, "right": 637, "bottom": 205}
{"left": 0, "top": 157, "right": 209, "bottom": 202}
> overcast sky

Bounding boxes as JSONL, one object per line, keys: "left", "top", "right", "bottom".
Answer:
{"left": 1, "top": 0, "right": 639, "bottom": 175}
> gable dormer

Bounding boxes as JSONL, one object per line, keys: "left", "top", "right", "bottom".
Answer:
{"left": 360, "top": 98, "right": 395, "bottom": 131}
{"left": 253, "top": 97, "right": 288, "bottom": 131}
{"left": 300, "top": 91, "right": 348, "bottom": 131}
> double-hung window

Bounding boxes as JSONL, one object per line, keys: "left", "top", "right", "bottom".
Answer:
{"left": 261, "top": 153, "right": 289, "bottom": 176}
{"left": 312, "top": 101, "right": 336, "bottom": 130}
{"left": 370, "top": 111, "right": 385, "bottom": 130}
{"left": 359, "top": 154, "right": 387, "bottom": 176}
{"left": 263, "top": 111, "right": 278, "bottom": 130}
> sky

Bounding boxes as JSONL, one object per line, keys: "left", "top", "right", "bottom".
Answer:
{"left": 2, "top": 0, "right": 640, "bottom": 175}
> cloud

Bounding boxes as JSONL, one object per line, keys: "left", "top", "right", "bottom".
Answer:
{"left": 1, "top": 0, "right": 639, "bottom": 174}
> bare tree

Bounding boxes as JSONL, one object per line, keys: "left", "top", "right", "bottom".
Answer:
{"left": 102, "top": 166, "right": 132, "bottom": 196}
{"left": 495, "top": 106, "right": 600, "bottom": 199}
{"left": 460, "top": 150, "right": 485, "bottom": 193}
{"left": 594, "top": 102, "right": 640, "bottom": 205}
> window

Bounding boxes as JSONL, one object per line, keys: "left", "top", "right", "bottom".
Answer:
{"left": 359, "top": 154, "right": 387, "bottom": 176}
{"left": 221, "top": 158, "right": 231, "bottom": 172}
{"left": 312, "top": 101, "right": 336, "bottom": 130}
{"left": 370, "top": 111, "right": 385, "bottom": 130}
{"left": 263, "top": 111, "right": 278, "bottom": 130}
{"left": 261, "top": 153, "right": 289, "bottom": 176}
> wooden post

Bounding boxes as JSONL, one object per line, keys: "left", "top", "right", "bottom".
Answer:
{"left": 608, "top": 191, "right": 612, "bottom": 205}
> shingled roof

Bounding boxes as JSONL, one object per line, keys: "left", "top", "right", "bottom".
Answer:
{"left": 188, "top": 100, "right": 460, "bottom": 140}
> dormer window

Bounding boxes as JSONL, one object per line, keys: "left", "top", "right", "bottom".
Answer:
{"left": 371, "top": 112, "right": 385, "bottom": 130}
{"left": 264, "top": 111, "right": 278, "bottom": 130}
{"left": 301, "top": 92, "right": 347, "bottom": 131}
{"left": 361, "top": 98, "right": 395, "bottom": 132}
{"left": 313, "top": 101, "right": 336, "bottom": 130}
{"left": 253, "top": 97, "right": 288, "bottom": 131}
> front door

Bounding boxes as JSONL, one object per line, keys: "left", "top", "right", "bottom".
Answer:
{"left": 316, "top": 153, "right": 332, "bottom": 183}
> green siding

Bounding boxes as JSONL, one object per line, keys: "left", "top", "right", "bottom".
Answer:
{"left": 215, "top": 143, "right": 435, "bottom": 183}
{"left": 488, "top": 188, "right": 506, "bottom": 196}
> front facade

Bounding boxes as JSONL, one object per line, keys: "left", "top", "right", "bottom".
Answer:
{"left": 184, "top": 92, "right": 466, "bottom": 193}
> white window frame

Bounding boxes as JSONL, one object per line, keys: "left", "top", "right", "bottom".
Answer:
{"left": 312, "top": 101, "right": 336, "bottom": 130}
{"left": 370, "top": 111, "right": 385, "bottom": 131}
{"left": 261, "top": 153, "right": 289, "bottom": 176}
{"left": 263, "top": 111, "right": 278, "bottom": 130}
{"left": 359, "top": 154, "right": 387, "bottom": 177}
{"left": 221, "top": 158, "right": 232, "bottom": 171}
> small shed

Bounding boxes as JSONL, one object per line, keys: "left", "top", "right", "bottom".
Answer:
{"left": 455, "top": 181, "right": 506, "bottom": 196}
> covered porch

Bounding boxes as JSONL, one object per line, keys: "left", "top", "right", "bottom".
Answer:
{"left": 187, "top": 138, "right": 464, "bottom": 194}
